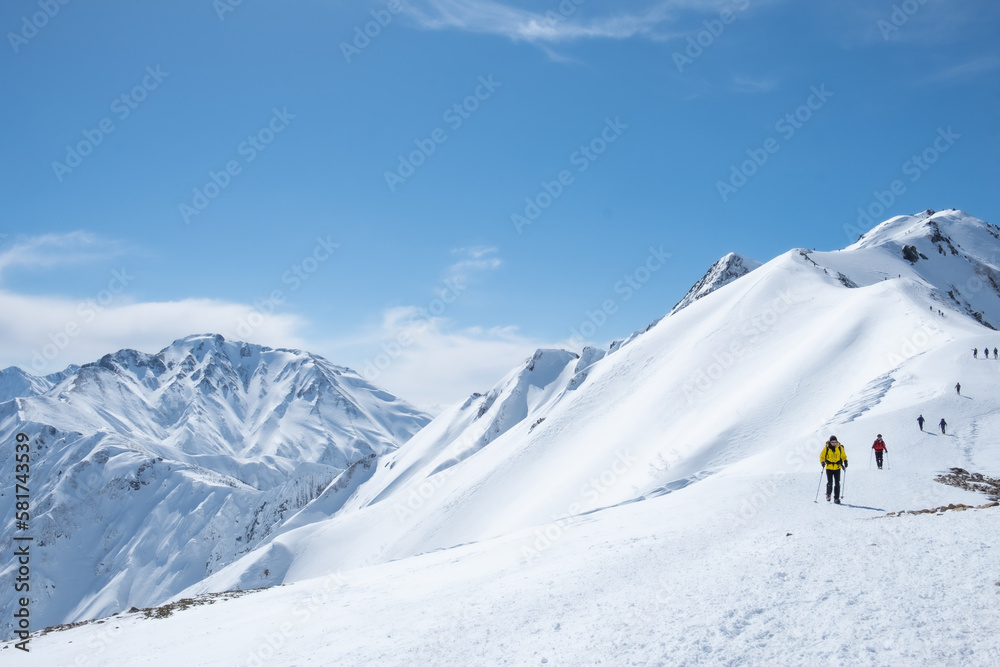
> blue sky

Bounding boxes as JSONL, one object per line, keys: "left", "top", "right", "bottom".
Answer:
{"left": 2, "top": 0, "right": 998, "bottom": 411}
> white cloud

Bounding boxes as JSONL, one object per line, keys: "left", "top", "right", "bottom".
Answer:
{"left": 320, "top": 244, "right": 549, "bottom": 412}
{"left": 446, "top": 245, "right": 502, "bottom": 285}
{"left": 323, "top": 307, "right": 554, "bottom": 414}
{"left": 1, "top": 234, "right": 555, "bottom": 414}
{"left": 924, "top": 56, "right": 1000, "bottom": 83}
{"left": 400, "top": 0, "right": 739, "bottom": 44}
{"left": 0, "top": 232, "right": 314, "bottom": 374}
{"left": 0, "top": 286, "right": 309, "bottom": 375}
{"left": 0, "top": 231, "right": 129, "bottom": 281}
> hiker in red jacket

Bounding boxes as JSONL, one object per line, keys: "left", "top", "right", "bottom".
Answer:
{"left": 872, "top": 434, "right": 887, "bottom": 470}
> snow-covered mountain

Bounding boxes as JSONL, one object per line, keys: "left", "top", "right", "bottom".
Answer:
{"left": 848, "top": 208, "right": 1000, "bottom": 327}
{"left": 0, "top": 366, "right": 78, "bottom": 404}
{"left": 669, "top": 251, "right": 762, "bottom": 315}
{"left": 166, "top": 209, "right": 999, "bottom": 583}
{"left": 7, "top": 210, "right": 1000, "bottom": 664}
{"left": 0, "top": 334, "right": 430, "bottom": 636}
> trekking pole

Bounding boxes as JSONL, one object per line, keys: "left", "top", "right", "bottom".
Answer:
{"left": 841, "top": 468, "right": 847, "bottom": 500}
{"left": 814, "top": 469, "right": 824, "bottom": 503}
{"left": 886, "top": 451, "right": 890, "bottom": 470}
{"left": 869, "top": 449, "right": 873, "bottom": 470}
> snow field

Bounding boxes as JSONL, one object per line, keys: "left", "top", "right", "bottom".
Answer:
{"left": 9, "top": 466, "right": 998, "bottom": 665}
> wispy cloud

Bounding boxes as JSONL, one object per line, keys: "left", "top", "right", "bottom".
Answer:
{"left": 0, "top": 231, "right": 129, "bottom": 281}
{"left": 731, "top": 75, "right": 779, "bottom": 94}
{"left": 315, "top": 245, "right": 560, "bottom": 412}
{"left": 400, "top": 0, "right": 740, "bottom": 44}
{"left": 924, "top": 56, "right": 1000, "bottom": 83}
{"left": 446, "top": 245, "right": 502, "bottom": 285}
{"left": 834, "top": 0, "right": 994, "bottom": 46}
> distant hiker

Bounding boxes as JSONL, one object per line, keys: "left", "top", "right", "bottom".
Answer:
{"left": 872, "top": 434, "right": 887, "bottom": 469}
{"left": 939, "top": 418, "right": 947, "bottom": 435}
{"left": 973, "top": 348, "right": 978, "bottom": 359}
{"left": 994, "top": 347, "right": 997, "bottom": 358}
{"left": 820, "top": 436, "right": 848, "bottom": 504}
{"left": 986, "top": 348, "right": 991, "bottom": 359}
{"left": 955, "top": 382, "right": 961, "bottom": 395}
{"left": 917, "top": 415, "right": 925, "bottom": 430}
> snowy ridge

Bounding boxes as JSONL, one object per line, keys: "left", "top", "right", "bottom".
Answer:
{"left": 183, "top": 210, "right": 997, "bottom": 594}
{"left": 0, "top": 366, "right": 78, "bottom": 404}
{"left": 610, "top": 251, "right": 761, "bottom": 353}
{"left": 6, "top": 211, "right": 1000, "bottom": 665}
{"left": 670, "top": 251, "right": 762, "bottom": 315}
{"left": 0, "top": 335, "right": 429, "bottom": 636}
{"left": 846, "top": 208, "right": 1000, "bottom": 327}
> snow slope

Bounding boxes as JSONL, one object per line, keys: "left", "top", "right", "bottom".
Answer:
{"left": 0, "top": 335, "right": 429, "bottom": 636}
{"left": 9, "top": 378, "right": 1000, "bottom": 664}
{"left": 5, "top": 210, "right": 1000, "bottom": 664}
{"left": 180, "top": 210, "right": 999, "bottom": 590}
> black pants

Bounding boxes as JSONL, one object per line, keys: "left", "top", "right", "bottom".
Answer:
{"left": 875, "top": 451, "right": 884, "bottom": 467}
{"left": 825, "top": 469, "right": 841, "bottom": 499}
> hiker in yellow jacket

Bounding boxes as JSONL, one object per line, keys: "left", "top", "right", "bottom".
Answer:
{"left": 820, "top": 436, "right": 848, "bottom": 504}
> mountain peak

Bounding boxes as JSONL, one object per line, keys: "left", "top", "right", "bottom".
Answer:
{"left": 0, "top": 335, "right": 432, "bottom": 634}
{"left": 849, "top": 208, "right": 999, "bottom": 254}
{"left": 670, "top": 252, "right": 762, "bottom": 315}
{"left": 0, "top": 364, "right": 79, "bottom": 403}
